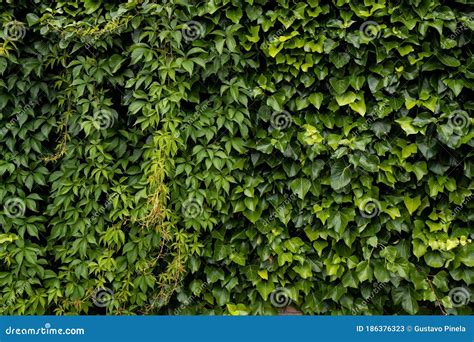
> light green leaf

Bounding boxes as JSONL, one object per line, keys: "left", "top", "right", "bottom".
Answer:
{"left": 404, "top": 195, "right": 421, "bottom": 215}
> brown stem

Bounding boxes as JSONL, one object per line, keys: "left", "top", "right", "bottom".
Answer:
{"left": 426, "top": 276, "right": 447, "bottom": 315}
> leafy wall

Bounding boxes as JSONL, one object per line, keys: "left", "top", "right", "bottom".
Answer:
{"left": 0, "top": 0, "right": 472, "bottom": 315}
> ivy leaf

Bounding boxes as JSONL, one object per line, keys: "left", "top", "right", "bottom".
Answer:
{"left": 308, "top": 92, "right": 324, "bottom": 109}
{"left": 349, "top": 93, "right": 366, "bottom": 116}
{"left": 26, "top": 13, "right": 39, "bottom": 26}
{"left": 293, "top": 262, "right": 313, "bottom": 279}
{"left": 256, "top": 281, "right": 275, "bottom": 301}
{"left": 393, "top": 286, "right": 419, "bottom": 314}
{"left": 395, "top": 117, "right": 419, "bottom": 135}
{"left": 342, "top": 270, "right": 359, "bottom": 288}
{"left": 205, "top": 267, "right": 225, "bottom": 283}
{"left": 356, "top": 260, "right": 373, "bottom": 282}
{"left": 289, "top": 177, "right": 311, "bottom": 199}
{"left": 373, "top": 261, "right": 390, "bottom": 283}
{"left": 335, "top": 91, "right": 357, "bottom": 106}
{"left": 226, "top": 8, "right": 243, "bottom": 23}
{"left": 412, "top": 239, "right": 427, "bottom": 258}
{"left": 227, "top": 304, "right": 250, "bottom": 315}
{"left": 330, "top": 161, "right": 352, "bottom": 190}
{"left": 84, "top": 0, "right": 102, "bottom": 13}
{"left": 268, "top": 43, "right": 284, "bottom": 58}
{"left": 403, "top": 195, "right": 421, "bottom": 215}
{"left": 424, "top": 252, "right": 445, "bottom": 268}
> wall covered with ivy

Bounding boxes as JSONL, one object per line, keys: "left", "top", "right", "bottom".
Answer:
{"left": 0, "top": 0, "right": 472, "bottom": 315}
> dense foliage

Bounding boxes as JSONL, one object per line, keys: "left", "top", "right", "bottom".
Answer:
{"left": 0, "top": 0, "right": 472, "bottom": 315}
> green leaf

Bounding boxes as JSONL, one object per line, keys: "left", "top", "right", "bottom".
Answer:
{"left": 356, "top": 260, "right": 373, "bottom": 282}
{"left": 424, "top": 251, "right": 445, "bottom": 268}
{"left": 230, "top": 253, "right": 246, "bottom": 266}
{"left": 373, "top": 261, "right": 390, "bottom": 283}
{"left": 293, "top": 262, "right": 313, "bottom": 279}
{"left": 349, "top": 94, "right": 366, "bottom": 116}
{"left": 26, "top": 13, "right": 40, "bottom": 26}
{"left": 335, "top": 91, "right": 357, "bottom": 106}
{"left": 227, "top": 303, "right": 250, "bottom": 315}
{"left": 289, "top": 178, "right": 311, "bottom": 199}
{"left": 342, "top": 270, "right": 359, "bottom": 288}
{"left": 395, "top": 117, "right": 419, "bottom": 135}
{"left": 403, "top": 195, "right": 421, "bottom": 215}
{"left": 412, "top": 239, "right": 427, "bottom": 258}
{"left": 257, "top": 270, "right": 268, "bottom": 280}
{"left": 256, "top": 281, "right": 275, "bottom": 301}
{"left": 308, "top": 92, "right": 324, "bottom": 109}
{"left": 268, "top": 43, "right": 284, "bottom": 58}
{"left": 226, "top": 8, "right": 243, "bottom": 23}
{"left": 0, "top": 234, "right": 17, "bottom": 244}
{"left": 205, "top": 267, "right": 225, "bottom": 283}
{"left": 393, "top": 286, "right": 419, "bottom": 314}
{"left": 330, "top": 161, "right": 352, "bottom": 190}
